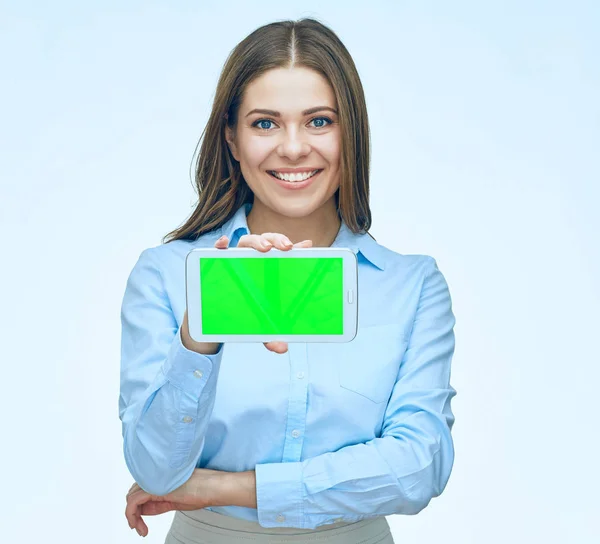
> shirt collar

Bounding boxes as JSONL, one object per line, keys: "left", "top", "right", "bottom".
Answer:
{"left": 218, "top": 203, "right": 386, "bottom": 271}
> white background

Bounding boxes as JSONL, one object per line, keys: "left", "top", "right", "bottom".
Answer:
{"left": 1, "top": 1, "right": 598, "bottom": 542}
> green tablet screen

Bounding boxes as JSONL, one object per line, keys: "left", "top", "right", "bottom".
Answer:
{"left": 199, "top": 257, "right": 344, "bottom": 335}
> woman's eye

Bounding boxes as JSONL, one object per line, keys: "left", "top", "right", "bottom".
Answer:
{"left": 251, "top": 116, "right": 333, "bottom": 131}
{"left": 253, "top": 119, "right": 275, "bottom": 130}
{"left": 309, "top": 116, "right": 333, "bottom": 129}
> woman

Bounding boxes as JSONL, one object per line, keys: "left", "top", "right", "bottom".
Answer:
{"left": 120, "top": 17, "right": 456, "bottom": 543}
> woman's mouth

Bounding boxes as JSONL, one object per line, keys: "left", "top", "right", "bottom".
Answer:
{"left": 267, "top": 169, "right": 323, "bottom": 190}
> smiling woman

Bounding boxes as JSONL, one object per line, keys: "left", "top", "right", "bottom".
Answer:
{"left": 224, "top": 69, "right": 343, "bottom": 240}
{"left": 226, "top": 64, "right": 340, "bottom": 207}
{"left": 119, "top": 16, "right": 456, "bottom": 544}
{"left": 161, "top": 19, "right": 373, "bottom": 248}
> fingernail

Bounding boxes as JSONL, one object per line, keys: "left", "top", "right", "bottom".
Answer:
{"left": 283, "top": 239, "right": 293, "bottom": 247}
{"left": 136, "top": 528, "right": 141, "bottom": 536}
{"left": 261, "top": 241, "right": 272, "bottom": 248}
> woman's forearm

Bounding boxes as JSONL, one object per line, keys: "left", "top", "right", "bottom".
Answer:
{"left": 211, "top": 470, "right": 257, "bottom": 508}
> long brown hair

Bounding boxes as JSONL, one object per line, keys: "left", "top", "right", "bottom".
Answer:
{"left": 162, "top": 17, "right": 372, "bottom": 244}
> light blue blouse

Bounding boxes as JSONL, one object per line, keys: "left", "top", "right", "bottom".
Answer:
{"left": 119, "top": 202, "right": 457, "bottom": 529}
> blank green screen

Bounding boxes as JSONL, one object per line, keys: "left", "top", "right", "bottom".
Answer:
{"left": 199, "top": 257, "right": 343, "bottom": 335}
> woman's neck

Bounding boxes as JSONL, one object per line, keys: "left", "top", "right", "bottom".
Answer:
{"left": 246, "top": 198, "right": 341, "bottom": 247}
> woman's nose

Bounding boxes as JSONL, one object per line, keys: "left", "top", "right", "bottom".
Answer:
{"left": 277, "top": 128, "right": 311, "bottom": 160}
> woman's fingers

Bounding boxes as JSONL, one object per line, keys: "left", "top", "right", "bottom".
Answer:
{"left": 125, "top": 483, "right": 144, "bottom": 534}
{"left": 237, "top": 232, "right": 295, "bottom": 251}
{"left": 264, "top": 341, "right": 288, "bottom": 353}
{"left": 125, "top": 488, "right": 150, "bottom": 536}
{"left": 260, "top": 232, "right": 295, "bottom": 249}
{"left": 214, "top": 235, "right": 229, "bottom": 249}
{"left": 124, "top": 494, "right": 142, "bottom": 532}
{"left": 237, "top": 233, "right": 272, "bottom": 251}
{"left": 124, "top": 492, "right": 138, "bottom": 529}
{"left": 140, "top": 500, "right": 177, "bottom": 516}
{"left": 126, "top": 482, "right": 139, "bottom": 497}
{"left": 219, "top": 233, "right": 313, "bottom": 251}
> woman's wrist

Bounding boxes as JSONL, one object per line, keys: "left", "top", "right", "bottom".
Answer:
{"left": 181, "top": 311, "right": 221, "bottom": 354}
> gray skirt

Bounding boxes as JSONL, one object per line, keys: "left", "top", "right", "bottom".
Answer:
{"left": 165, "top": 508, "right": 395, "bottom": 544}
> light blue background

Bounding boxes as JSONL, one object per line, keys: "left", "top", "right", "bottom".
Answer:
{"left": 1, "top": 1, "right": 598, "bottom": 542}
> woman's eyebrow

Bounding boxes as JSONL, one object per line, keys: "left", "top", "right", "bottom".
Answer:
{"left": 245, "top": 106, "right": 338, "bottom": 117}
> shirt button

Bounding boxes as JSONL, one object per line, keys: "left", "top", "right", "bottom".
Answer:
{"left": 182, "top": 416, "right": 193, "bottom": 423}
{"left": 276, "top": 514, "right": 285, "bottom": 522}
{"left": 193, "top": 370, "right": 203, "bottom": 378}
{"left": 296, "top": 371, "right": 305, "bottom": 379}
{"left": 291, "top": 429, "right": 301, "bottom": 438}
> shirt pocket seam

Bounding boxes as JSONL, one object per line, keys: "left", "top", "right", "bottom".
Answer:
{"left": 337, "top": 322, "right": 408, "bottom": 404}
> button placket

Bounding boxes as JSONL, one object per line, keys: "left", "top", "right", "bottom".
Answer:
{"left": 281, "top": 343, "right": 308, "bottom": 462}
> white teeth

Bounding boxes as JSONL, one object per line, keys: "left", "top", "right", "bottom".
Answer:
{"left": 271, "top": 170, "right": 319, "bottom": 182}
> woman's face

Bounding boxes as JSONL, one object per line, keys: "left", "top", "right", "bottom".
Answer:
{"left": 225, "top": 66, "right": 341, "bottom": 219}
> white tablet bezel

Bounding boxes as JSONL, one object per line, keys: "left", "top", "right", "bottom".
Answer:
{"left": 185, "top": 247, "right": 358, "bottom": 343}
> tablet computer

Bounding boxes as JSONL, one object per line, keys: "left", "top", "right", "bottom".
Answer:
{"left": 185, "top": 247, "right": 358, "bottom": 343}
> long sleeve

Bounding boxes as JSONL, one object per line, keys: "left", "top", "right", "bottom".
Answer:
{"left": 119, "top": 248, "right": 225, "bottom": 496}
{"left": 255, "top": 257, "right": 456, "bottom": 529}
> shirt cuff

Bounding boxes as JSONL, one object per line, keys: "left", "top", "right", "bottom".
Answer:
{"left": 162, "top": 324, "right": 224, "bottom": 397}
{"left": 255, "top": 461, "right": 304, "bottom": 528}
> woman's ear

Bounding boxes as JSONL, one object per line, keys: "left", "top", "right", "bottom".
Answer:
{"left": 225, "top": 123, "right": 239, "bottom": 162}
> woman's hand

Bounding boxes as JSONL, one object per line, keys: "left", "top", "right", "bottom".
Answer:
{"left": 124, "top": 469, "right": 224, "bottom": 537}
{"left": 215, "top": 232, "right": 313, "bottom": 354}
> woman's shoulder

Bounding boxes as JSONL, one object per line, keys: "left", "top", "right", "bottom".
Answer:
{"left": 149, "top": 229, "right": 222, "bottom": 258}
{"left": 136, "top": 229, "right": 222, "bottom": 278}
{"left": 373, "top": 239, "right": 437, "bottom": 277}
